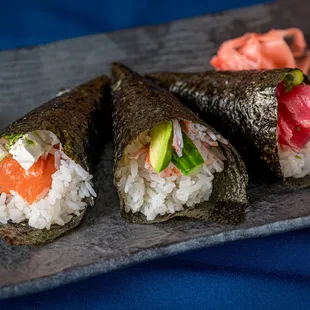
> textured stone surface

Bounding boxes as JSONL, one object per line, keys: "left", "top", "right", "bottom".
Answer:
{"left": 0, "top": 0, "right": 310, "bottom": 299}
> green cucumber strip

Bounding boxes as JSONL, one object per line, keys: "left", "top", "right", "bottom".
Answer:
{"left": 172, "top": 133, "right": 204, "bottom": 176}
{"left": 280, "top": 69, "right": 304, "bottom": 91}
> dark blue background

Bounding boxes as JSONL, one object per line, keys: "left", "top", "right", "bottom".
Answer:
{"left": 2, "top": 1, "right": 310, "bottom": 309}
{"left": 1, "top": 0, "right": 270, "bottom": 50}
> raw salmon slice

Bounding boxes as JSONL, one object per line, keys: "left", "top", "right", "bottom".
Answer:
{"left": 0, "top": 154, "right": 56, "bottom": 205}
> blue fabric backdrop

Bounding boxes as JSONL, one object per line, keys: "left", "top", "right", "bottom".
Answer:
{"left": 1, "top": 0, "right": 270, "bottom": 50}
{"left": 2, "top": 0, "right": 310, "bottom": 309}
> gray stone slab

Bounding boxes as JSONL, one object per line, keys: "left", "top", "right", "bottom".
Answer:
{"left": 0, "top": 0, "right": 310, "bottom": 299}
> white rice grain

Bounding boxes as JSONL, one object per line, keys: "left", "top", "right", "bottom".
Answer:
{"left": 54, "top": 151, "right": 61, "bottom": 170}
{"left": 130, "top": 161, "right": 138, "bottom": 178}
{"left": 85, "top": 181, "right": 97, "bottom": 198}
{"left": 207, "top": 130, "right": 217, "bottom": 141}
{"left": 279, "top": 141, "right": 310, "bottom": 178}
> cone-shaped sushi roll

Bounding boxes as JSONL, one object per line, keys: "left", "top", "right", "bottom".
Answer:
{"left": 111, "top": 63, "right": 248, "bottom": 225}
{"left": 146, "top": 69, "right": 310, "bottom": 186}
{"left": 0, "top": 76, "right": 110, "bottom": 245}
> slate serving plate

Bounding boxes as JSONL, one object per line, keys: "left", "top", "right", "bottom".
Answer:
{"left": 0, "top": 0, "right": 309, "bottom": 299}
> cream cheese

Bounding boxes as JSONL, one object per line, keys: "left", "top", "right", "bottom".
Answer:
{"left": 9, "top": 132, "right": 46, "bottom": 170}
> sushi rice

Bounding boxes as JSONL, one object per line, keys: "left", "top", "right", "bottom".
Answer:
{"left": 116, "top": 121, "right": 227, "bottom": 221}
{"left": 0, "top": 131, "right": 96, "bottom": 229}
{"left": 279, "top": 141, "right": 310, "bottom": 178}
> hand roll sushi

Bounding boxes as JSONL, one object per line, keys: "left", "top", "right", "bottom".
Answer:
{"left": 146, "top": 69, "right": 310, "bottom": 186}
{"left": 0, "top": 76, "right": 110, "bottom": 245}
{"left": 112, "top": 63, "right": 248, "bottom": 224}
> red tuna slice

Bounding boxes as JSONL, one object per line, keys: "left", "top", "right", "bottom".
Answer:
{"left": 277, "top": 83, "right": 310, "bottom": 150}
{"left": 277, "top": 110, "right": 292, "bottom": 147}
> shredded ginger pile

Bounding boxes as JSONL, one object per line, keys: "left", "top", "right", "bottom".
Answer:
{"left": 211, "top": 28, "right": 310, "bottom": 74}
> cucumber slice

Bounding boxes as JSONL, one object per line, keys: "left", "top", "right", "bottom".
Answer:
{"left": 172, "top": 133, "right": 204, "bottom": 176}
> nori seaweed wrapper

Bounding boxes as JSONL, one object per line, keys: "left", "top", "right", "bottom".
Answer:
{"left": 146, "top": 69, "right": 310, "bottom": 186}
{"left": 111, "top": 63, "right": 248, "bottom": 225}
{"left": 0, "top": 75, "right": 110, "bottom": 245}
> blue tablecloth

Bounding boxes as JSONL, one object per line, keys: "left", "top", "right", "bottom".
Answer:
{"left": 1, "top": 1, "right": 310, "bottom": 309}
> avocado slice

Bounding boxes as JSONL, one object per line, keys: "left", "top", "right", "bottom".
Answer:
{"left": 172, "top": 133, "right": 204, "bottom": 176}
{"left": 149, "top": 121, "right": 173, "bottom": 173}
